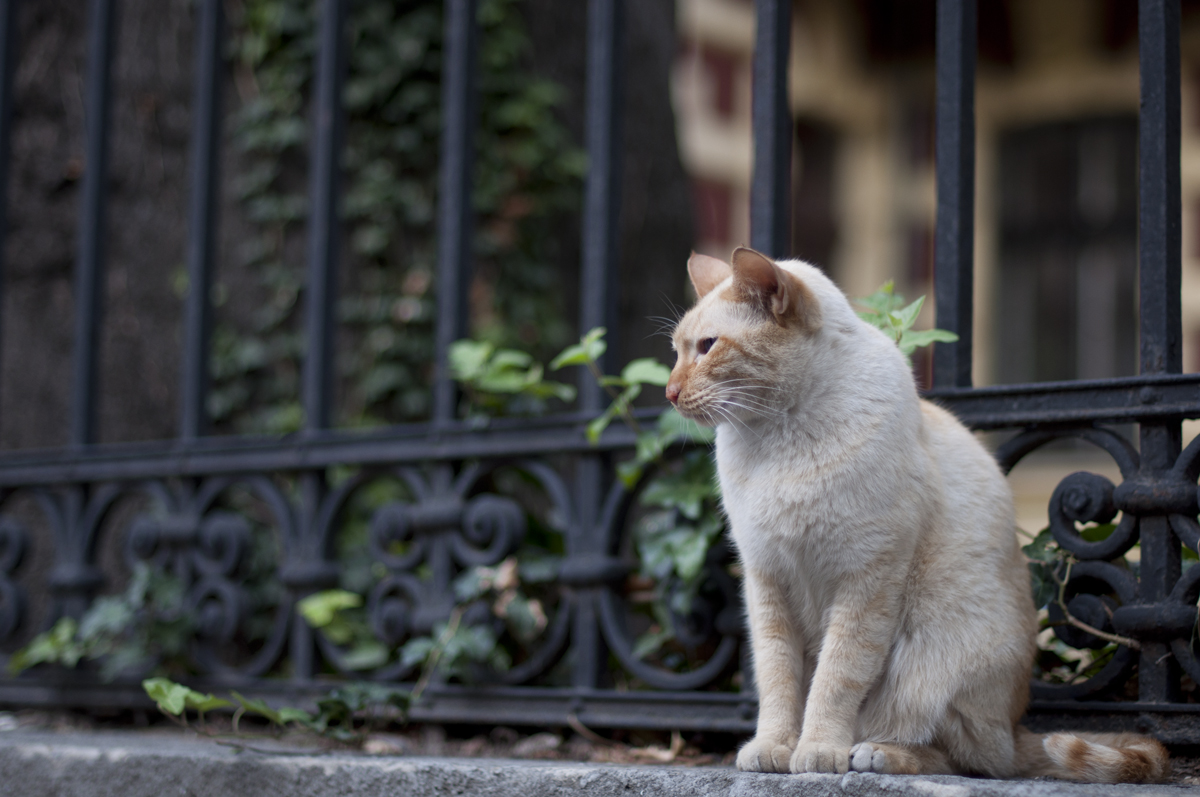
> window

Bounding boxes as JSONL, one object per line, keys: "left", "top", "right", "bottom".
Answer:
{"left": 995, "top": 116, "right": 1139, "bottom": 384}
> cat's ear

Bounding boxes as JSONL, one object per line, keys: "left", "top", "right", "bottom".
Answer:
{"left": 687, "top": 252, "right": 733, "bottom": 299}
{"left": 730, "top": 247, "right": 820, "bottom": 330}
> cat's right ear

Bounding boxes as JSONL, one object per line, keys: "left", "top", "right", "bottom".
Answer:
{"left": 687, "top": 252, "right": 733, "bottom": 299}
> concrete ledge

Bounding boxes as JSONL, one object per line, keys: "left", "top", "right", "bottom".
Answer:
{"left": 0, "top": 731, "right": 1194, "bottom": 797}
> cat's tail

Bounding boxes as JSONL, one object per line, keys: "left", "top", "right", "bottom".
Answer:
{"left": 1013, "top": 726, "right": 1169, "bottom": 783}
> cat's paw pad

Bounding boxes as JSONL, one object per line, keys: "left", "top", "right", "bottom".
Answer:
{"left": 790, "top": 741, "right": 850, "bottom": 774}
{"left": 849, "top": 742, "right": 889, "bottom": 773}
{"left": 736, "top": 736, "right": 795, "bottom": 773}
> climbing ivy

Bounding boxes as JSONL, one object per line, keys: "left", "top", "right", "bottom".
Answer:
{"left": 210, "top": 0, "right": 584, "bottom": 433}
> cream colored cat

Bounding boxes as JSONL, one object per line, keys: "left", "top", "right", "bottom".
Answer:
{"left": 665, "top": 247, "right": 1167, "bottom": 782}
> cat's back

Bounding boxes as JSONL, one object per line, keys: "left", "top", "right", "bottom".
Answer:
{"left": 917, "top": 399, "right": 1014, "bottom": 538}
{"left": 909, "top": 398, "right": 1033, "bottom": 639}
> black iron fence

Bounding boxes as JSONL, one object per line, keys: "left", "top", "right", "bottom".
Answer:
{"left": 1, "top": 0, "right": 1200, "bottom": 743}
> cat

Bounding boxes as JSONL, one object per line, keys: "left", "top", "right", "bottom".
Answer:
{"left": 664, "top": 246, "right": 1168, "bottom": 782}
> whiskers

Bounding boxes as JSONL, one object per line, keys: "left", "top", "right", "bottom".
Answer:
{"left": 646, "top": 295, "right": 686, "bottom": 341}
{"left": 691, "top": 378, "right": 788, "bottom": 439}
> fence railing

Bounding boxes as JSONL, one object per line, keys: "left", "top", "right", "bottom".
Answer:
{"left": 2, "top": 0, "right": 1200, "bottom": 743}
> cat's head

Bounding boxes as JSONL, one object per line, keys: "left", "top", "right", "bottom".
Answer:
{"left": 666, "top": 247, "right": 824, "bottom": 427}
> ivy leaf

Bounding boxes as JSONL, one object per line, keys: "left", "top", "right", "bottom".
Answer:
{"left": 1028, "top": 562, "right": 1060, "bottom": 609}
{"left": 448, "top": 340, "right": 494, "bottom": 381}
{"left": 550, "top": 327, "right": 607, "bottom": 369}
{"left": 7, "top": 617, "right": 79, "bottom": 674}
{"left": 1080, "top": 523, "right": 1116, "bottom": 542}
{"left": 620, "top": 358, "right": 671, "bottom": 387}
{"left": 853, "top": 280, "right": 900, "bottom": 315}
{"left": 143, "top": 677, "right": 192, "bottom": 716}
{"left": 672, "top": 531, "right": 711, "bottom": 582}
{"left": 297, "top": 589, "right": 363, "bottom": 628}
{"left": 230, "top": 691, "right": 284, "bottom": 725}
{"left": 897, "top": 328, "right": 958, "bottom": 355}
{"left": 277, "top": 707, "right": 314, "bottom": 725}
{"left": 490, "top": 349, "right": 533, "bottom": 370}
{"left": 617, "top": 458, "right": 646, "bottom": 490}
{"left": 500, "top": 594, "right": 545, "bottom": 642}
{"left": 185, "top": 691, "right": 234, "bottom": 714}
{"left": 892, "top": 295, "right": 925, "bottom": 331}
{"left": 586, "top": 403, "right": 619, "bottom": 444}
{"left": 399, "top": 637, "right": 436, "bottom": 669}
{"left": 339, "top": 641, "right": 390, "bottom": 671}
{"left": 452, "top": 568, "right": 489, "bottom": 602}
{"left": 632, "top": 626, "right": 673, "bottom": 661}
{"left": 1021, "top": 528, "right": 1058, "bottom": 563}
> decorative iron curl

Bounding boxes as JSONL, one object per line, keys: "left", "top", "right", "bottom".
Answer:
{"left": 189, "top": 579, "right": 244, "bottom": 646}
{"left": 451, "top": 494, "right": 526, "bottom": 567}
{"left": 1049, "top": 472, "right": 1138, "bottom": 560}
{"left": 590, "top": 470, "right": 741, "bottom": 691}
{"left": 194, "top": 513, "right": 249, "bottom": 578}
{"left": 998, "top": 427, "right": 1141, "bottom": 560}
{"left": 1161, "top": 434, "right": 1200, "bottom": 554}
{"left": 1167, "top": 565, "right": 1200, "bottom": 684}
{"left": 368, "top": 573, "right": 421, "bottom": 646}
{"left": 472, "top": 460, "right": 573, "bottom": 686}
{"left": 0, "top": 517, "right": 27, "bottom": 642}
{"left": 1031, "top": 560, "right": 1138, "bottom": 700}
{"left": 186, "top": 475, "right": 293, "bottom": 679}
{"left": 369, "top": 502, "right": 425, "bottom": 571}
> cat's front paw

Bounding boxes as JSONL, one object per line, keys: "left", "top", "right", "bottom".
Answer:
{"left": 849, "top": 742, "right": 890, "bottom": 773}
{"left": 790, "top": 741, "right": 850, "bottom": 774}
{"left": 736, "top": 736, "right": 796, "bottom": 773}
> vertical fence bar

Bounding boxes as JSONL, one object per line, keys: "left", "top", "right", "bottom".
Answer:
{"left": 302, "top": 0, "right": 346, "bottom": 433}
{"left": 180, "top": 0, "right": 223, "bottom": 441}
{"left": 70, "top": 0, "right": 117, "bottom": 447}
{"left": 1138, "top": 0, "right": 1182, "bottom": 379}
{"left": 571, "top": 0, "right": 624, "bottom": 692}
{"left": 72, "top": 0, "right": 118, "bottom": 448}
{"left": 932, "top": 0, "right": 975, "bottom": 389}
{"left": 0, "top": 0, "right": 17, "bottom": 430}
{"left": 294, "top": 0, "right": 346, "bottom": 680}
{"left": 749, "top": 0, "right": 791, "bottom": 258}
{"left": 1137, "top": 0, "right": 1183, "bottom": 704}
{"left": 0, "top": 0, "right": 17, "bottom": 432}
{"left": 432, "top": 0, "right": 479, "bottom": 427}
{"left": 579, "top": 0, "right": 623, "bottom": 405}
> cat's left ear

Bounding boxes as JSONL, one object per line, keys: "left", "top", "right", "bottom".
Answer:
{"left": 687, "top": 252, "right": 733, "bottom": 299}
{"left": 731, "top": 247, "right": 820, "bottom": 331}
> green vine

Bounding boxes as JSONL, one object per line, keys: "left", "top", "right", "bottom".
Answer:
{"left": 210, "top": 0, "right": 584, "bottom": 433}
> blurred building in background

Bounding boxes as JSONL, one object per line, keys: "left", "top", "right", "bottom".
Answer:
{"left": 672, "top": 0, "right": 1200, "bottom": 537}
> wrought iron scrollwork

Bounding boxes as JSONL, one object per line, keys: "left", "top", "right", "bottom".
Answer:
{"left": 998, "top": 427, "right": 1144, "bottom": 699}
{"left": 311, "top": 461, "right": 570, "bottom": 685}
{"left": 121, "top": 476, "right": 292, "bottom": 678}
{"left": 0, "top": 516, "right": 27, "bottom": 643}
{"left": 592, "top": 471, "right": 742, "bottom": 691}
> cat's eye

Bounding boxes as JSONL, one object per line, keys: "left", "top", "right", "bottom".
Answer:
{"left": 697, "top": 337, "right": 717, "bottom": 355}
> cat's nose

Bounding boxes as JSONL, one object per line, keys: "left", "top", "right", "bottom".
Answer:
{"left": 665, "top": 382, "right": 680, "bottom": 404}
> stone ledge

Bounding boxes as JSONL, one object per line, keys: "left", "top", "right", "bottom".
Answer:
{"left": 0, "top": 730, "right": 1194, "bottom": 797}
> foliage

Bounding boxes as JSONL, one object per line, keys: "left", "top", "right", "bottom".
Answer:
{"left": 9, "top": 564, "right": 194, "bottom": 681}
{"left": 1020, "top": 524, "right": 1140, "bottom": 686}
{"left": 547, "top": 327, "right": 712, "bottom": 483}
{"left": 297, "top": 589, "right": 389, "bottom": 671}
{"left": 448, "top": 339, "right": 575, "bottom": 420}
{"left": 142, "top": 676, "right": 409, "bottom": 743}
{"left": 853, "top": 281, "right": 958, "bottom": 364}
{"left": 210, "top": 0, "right": 584, "bottom": 433}
{"left": 143, "top": 677, "right": 233, "bottom": 718}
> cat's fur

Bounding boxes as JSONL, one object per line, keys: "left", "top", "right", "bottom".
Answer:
{"left": 664, "top": 247, "right": 1168, "bottom": 782}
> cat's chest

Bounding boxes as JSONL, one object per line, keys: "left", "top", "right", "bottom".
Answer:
{"left": 714, "top": 428, "right": 897, "bottom": 573}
